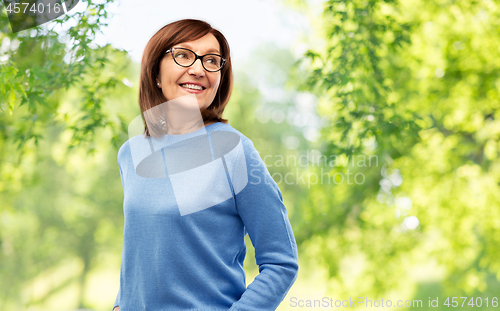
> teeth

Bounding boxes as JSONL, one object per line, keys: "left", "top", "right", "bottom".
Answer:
{"left": 181, "top": 84, "right": 203, "bottom": 90}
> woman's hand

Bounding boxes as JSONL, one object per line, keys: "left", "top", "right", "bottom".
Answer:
{"left": 113, "top": 307, "right": 120, "bottom": 311}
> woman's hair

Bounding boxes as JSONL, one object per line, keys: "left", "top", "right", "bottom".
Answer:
{"left": 139, "top": 19, "right": 233, "bottom": 137}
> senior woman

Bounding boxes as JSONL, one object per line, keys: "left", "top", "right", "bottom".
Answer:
{"left": 113, "top": 19, "right": 298, "bottom": 311}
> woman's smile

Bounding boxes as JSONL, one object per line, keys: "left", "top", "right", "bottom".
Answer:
{"left": 179, "top": 82, "right": 206, "bottom": 93}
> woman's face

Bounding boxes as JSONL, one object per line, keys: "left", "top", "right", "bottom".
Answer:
{"left": 157, "top": 33, "right": 222, "bottom": 111}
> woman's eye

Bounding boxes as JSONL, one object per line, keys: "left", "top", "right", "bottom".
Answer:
{"left": 175, "top": 53, "right": 187, "bottom": 59}
{"left": 206, "top": 57, "right": 216, "bottom": 64}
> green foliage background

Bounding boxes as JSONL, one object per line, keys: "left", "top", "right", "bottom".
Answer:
{"left": 1, "top": 0, "right": 499, "bottom": 310}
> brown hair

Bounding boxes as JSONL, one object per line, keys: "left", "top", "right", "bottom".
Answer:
{"left": 139, "top": 19, "right": 233, "bottom": 137}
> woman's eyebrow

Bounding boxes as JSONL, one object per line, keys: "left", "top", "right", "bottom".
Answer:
{"left": 176, "top": 44, "right": 220, "bottom": 54}
{"left": 205, "top": 48, "right": 221, "bottom": 54}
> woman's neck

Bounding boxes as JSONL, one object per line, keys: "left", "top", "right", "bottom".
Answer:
{"left": 165, "top": 118, "right": 204, "bottom": 135}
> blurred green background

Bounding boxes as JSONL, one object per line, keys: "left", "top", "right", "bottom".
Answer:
{"left": 1, "top": 0, "right": 500, "bottom": 310}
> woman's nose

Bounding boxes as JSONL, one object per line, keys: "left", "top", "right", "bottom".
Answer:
{"left": 188, "top": 59, "right": 205, "bottom": 77}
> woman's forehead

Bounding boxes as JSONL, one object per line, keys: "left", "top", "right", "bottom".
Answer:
{"left": 174, "top": 34, "right": 221, "bottom": 54}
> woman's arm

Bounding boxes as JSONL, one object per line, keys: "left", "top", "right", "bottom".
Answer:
{"left": 228, "top": 138, "right": 299, "bottom": 311}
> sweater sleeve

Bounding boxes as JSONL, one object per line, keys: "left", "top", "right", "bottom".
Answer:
{"left": 113, "top": 153, "right": 125, "bottom": 311}
{"left": 228, "top": 138, "right": 299, "bottom": 311}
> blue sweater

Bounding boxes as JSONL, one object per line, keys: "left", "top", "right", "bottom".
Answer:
{"left": 113, "top": 121, "right": 299, "bottom": 311}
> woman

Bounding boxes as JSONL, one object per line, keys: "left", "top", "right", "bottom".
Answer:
{"left": 113, "top": 19, "right": 299, "bottom": 311}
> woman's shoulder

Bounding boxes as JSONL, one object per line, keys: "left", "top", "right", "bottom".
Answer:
{"left": 117, "top": 134, "right": 143, "bottom": 165}
{"left": 210, "top": 122, "right": 253, "bottom": 145}
{"left": 211, "top": 122, "right": 261, "bottom": 156}
{"left": 117, "top": 138, "right": 130, "bottom": 162}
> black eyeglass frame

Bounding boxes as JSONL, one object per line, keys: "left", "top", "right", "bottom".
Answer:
{"left": 165, "top": 47, "right": 227, "bottom": 72}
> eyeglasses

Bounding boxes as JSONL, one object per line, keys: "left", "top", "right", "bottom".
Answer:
{"left": 165, "top": 47, "right": 226, "bottom": 72}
